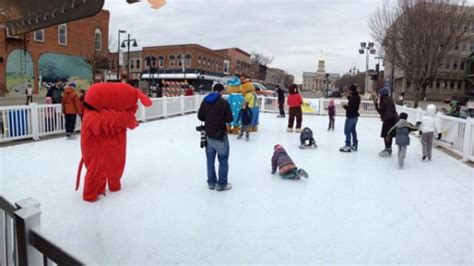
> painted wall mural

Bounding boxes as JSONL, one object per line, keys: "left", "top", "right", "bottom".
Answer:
{"left": 6, "top": 49, "right": 34, "bottom": 96}
{"left": 39, "top": 53, "right": 93, "bottom": 93}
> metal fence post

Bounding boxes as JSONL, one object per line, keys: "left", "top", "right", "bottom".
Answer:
{"left": 30, "top": 103, "right": 40, "bottom": 141}
{"left": 180, "top": 96, "right": 185, "bottom": 115}
{"left": 14, "top": 205, "right": 42, "bottom": 266}
{"left": 163, "top": 97, "right": 168, "bottom": 118}
{"left": 462, "top": 117, "right": 472, "bottom": 162}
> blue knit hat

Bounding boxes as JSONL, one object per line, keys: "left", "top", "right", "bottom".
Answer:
{"left": 68, "top": 83, "right": 77, "bottom": 89}
{"left": 379, "top": 88, "right": 389, "bottom": 96}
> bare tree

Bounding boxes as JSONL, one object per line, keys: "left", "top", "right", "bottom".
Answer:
{"left": 250, "top": 52, "right": 274, "bottom": 66}
{"left": 370, "top": 0, "right": 470, "bottom": 107}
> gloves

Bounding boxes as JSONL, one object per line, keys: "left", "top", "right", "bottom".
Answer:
{"left": 437, "top": 133, "right": 442, "bottom": 140}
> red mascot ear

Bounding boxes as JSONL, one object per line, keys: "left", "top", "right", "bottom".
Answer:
{"left": 137, "top": 90, "right": 153, "bottom": 107}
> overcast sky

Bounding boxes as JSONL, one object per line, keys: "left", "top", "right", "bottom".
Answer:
{"left": 104, "top": 0, "right": 385, "bottom": 83}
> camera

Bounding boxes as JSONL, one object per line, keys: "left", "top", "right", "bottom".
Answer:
{"left": 196, "top": 125, "right": 205, "bottom": 132}
{"left": 196, "top": 124, "right": 207, "bottom": 148}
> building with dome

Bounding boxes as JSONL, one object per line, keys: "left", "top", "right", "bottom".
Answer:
{"left": 302, "top": 55, "right": 339, "bottom": 92}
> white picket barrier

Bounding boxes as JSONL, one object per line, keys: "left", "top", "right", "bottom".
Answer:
{"left": 1, "top": 95, "right": 473, "bottom": 162}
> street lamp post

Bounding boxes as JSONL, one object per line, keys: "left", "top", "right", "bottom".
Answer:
{"left": 117, "top": 30, "right": 127, "bottom": 81}
{"left": 121, "top": 34, "right": 138, "bottom": 84}
{"left": 359, "top": 42, "right": 376, "bottom": 94}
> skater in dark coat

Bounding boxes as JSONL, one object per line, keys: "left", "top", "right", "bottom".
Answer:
{"left": 275, "top": 85, "right": 286, "bottom": 118}
{"left": 271, "top": 145, "right": 308, "bottom": 180}
{"left": 375, "top": 88, "right": 398, "bottom": 157}
{"left": 340, "top": 85, "right": 360, "bottom": 152}
{"left": 299, "top": 127, "right": 317, "bottom": 149}
{"left": 387, "top": 112, "right": 418, "bottom": 168}
{"left": 236, "top": 102, "right": 253, "bottom": 141}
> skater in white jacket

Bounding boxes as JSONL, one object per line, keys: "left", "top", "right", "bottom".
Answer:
{"left": 420, "top": 104, "right": 442, "bottom": 161}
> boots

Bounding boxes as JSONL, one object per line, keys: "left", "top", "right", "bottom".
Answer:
{"left": 379, "top": 148, "right": 392, "bottom": 157}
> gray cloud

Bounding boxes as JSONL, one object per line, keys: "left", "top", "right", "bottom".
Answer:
{"left": 105, "top": 0, "right": 383, "bottom": 83}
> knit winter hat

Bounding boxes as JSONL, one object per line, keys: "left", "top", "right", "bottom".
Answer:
{"left": 274, "top": 144, "right": 282, "bottom": 150}
{"left": 399, "top": 112, "right": 408, "bottom": 120}
{"left": 68, "top": 83, "right": 77, "bottom": 89}
{"left": 349, "top": 84, "right": 358, "bottom": 93}
{"left": 379, "top": 88, "right": 389, "bottom": 96}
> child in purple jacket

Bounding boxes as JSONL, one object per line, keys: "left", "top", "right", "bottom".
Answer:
{"left": 327, "top": 99, "right": 336, "bottom": 131}
{"left": 271, "top": 145, "right": 309, "bottom": 180}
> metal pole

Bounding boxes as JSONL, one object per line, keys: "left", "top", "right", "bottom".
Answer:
{"left": 127, "top": 34, "right": 130, "bottom": 84}
{"left": 391, "top": 51, "right": 395, "bottom": 97}
{"left": 365, "top": 48, "right": 369, "bottom": 94}
{"left": 117, "top": 31, "right": 121, "bottom": 81}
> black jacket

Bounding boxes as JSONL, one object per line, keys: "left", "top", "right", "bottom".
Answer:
{"left": 375, "top": 96, "right": 397, "bottom": 121}
{"left": 237, "top": 108, "right": 253, "bottom": 126}
{"left": 198, "top": 93, "right": 233, "bottom": 140}
{"left": 344, "top": 91, "right": 360, "bottom": 118}
{"left": 276, "top": 87, "right": 286, "bottom": 101}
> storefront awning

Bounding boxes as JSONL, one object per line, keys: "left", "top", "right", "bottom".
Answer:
{"left": 0, "top": 0, "right": 105, "bottom": 36}
{"left": 141, "top": 73, "right": 223, "bottom": 81}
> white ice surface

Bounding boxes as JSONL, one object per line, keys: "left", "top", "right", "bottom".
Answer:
{"left": 1, "top": 113, "right": 472, "bottom": 264}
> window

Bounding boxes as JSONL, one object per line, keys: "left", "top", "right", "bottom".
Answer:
{"left": 58, "top": 24, "right": 67, "bottom": 45}
{"left": 454, "top": 43, "right": 459, "bottom": 51}
{"left": 136, "top": 59, "right": 141, "bottom": 70}
{"left": 185, "top": 54, "right": 191, "bottom": 68}
{"left": 94, "top": 28, "right": 102, "bottom": 51}
{"left": 198, "top": 56, "right": 201, "bottom": 66}
{"left": 169, "top": 55, "right": 175, "bottom": 67}
{"left": 111, "top": 60, "right": 115, "bottom": 70}
{"left": 471, "top": 24, "right": 474, "bottom": 33}
{"left": 453, "top": 59, "right": 458, "bottom": 70}
{"left": 177, "top": 55, "right": 182, "bottom": 67}
{"left": 208, "top": 59, "right": 211, "bottom": 67}
{"left": 436, "top": 81, "right": 440, "bottom": 89}
{"left": 470, "top": 41, "right": 474, "bottom": 52}
{"left": 450, "top": 81, "right": 454, "bottom": 90}
{"left": 159, "top": 56, "right": 164, "bottom": 68}
{"left": 130, "top": 59, "right": 135, "bottom": 70}
{"left": 34, "top": 30, "right": 45, "bottom": 42}
{"left": 446, "top": 60, "right": 450, "bottom": 70}
{"left": 460, "top": 61, "right": 465, "bottom": 71}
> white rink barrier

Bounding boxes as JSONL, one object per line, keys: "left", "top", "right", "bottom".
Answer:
{"left": 396, "top": 105, "right": 473, "bottom": 162}
{"left": 1, "top": 95, "right": 472, "bottom": 162}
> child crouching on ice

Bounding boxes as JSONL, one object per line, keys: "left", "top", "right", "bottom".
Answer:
{"left": 271, "top": 145, "right": 309, "bottom": 179}
{"left": 387, "top": 112, "right": 418, "bottom": 168}
{"left": 299, "top": 127, "right": 317, "bottom": 149}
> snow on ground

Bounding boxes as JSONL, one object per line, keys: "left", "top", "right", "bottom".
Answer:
{"left": 1, "top": 113, "right": 472, "bottom": 264}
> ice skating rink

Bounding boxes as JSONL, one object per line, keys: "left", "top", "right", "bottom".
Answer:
{"left": 1, "top": 113, "right": 472, "bottom": 264}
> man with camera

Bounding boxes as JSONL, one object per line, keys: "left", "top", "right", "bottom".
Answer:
{"left": 198, "top": 84, "right": 234, "bottom": 191}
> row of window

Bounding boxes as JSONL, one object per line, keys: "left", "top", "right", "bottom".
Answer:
{"left": 407, "top": 80, "right": 464, "bottom": 91}
{"left": 33, "top": 25, "right": 103, "bottom": 51}
{"left": 140, "top": 55, "right": 228, "bottom": 72}
{"left": 441, "top": 58, "right": 466, "bottom": 71}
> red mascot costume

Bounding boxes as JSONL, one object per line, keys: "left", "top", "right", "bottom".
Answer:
{"left": 76, "top": 83, "right": 152, "bottom": 202}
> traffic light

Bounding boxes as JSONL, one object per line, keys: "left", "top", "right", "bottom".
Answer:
{"left": 375, "top": 63, "right": 380, "bottom": 73}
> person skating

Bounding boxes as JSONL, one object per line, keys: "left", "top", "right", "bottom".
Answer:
{"left": 327, "top": 99, "right": 336, "bottom": 131}
{"left": 236, "top": 102, "right": 253, "bottom": 141}
{"left": 198, "top": 84, "right": 234, "bottom": 191}
{"left": 287, "top": 84, "right": 303, "bottom": 133}
{"left": 25, "top": 83, "right": 33, "bottom": 105}
{"left": 299, "top": 127, "right": 317, "bottom": 149}
{"left": 420, "top": 104, "right": 442, "bottom": 161}
{"left": 46, "top": 79, "right": 65, "bottom": 104}
{"left": 271, "top": 145, "right": 309, "bottom": 180}
{"left": 387, "top": 112, "right": 419, "bottom": 168}
{"left": 275, "top": 85, "right": 286, "bottom": 118}
{"left": 374, "top": 88, "right": 398, "bottom": 157}
{"left": 61, "top": 83, "right": 82, "bottom": 138}
{"left": 340, "top": 84, "right": 360, "bottom": 152}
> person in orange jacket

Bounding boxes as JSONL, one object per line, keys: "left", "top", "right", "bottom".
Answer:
{"left": 287, "top": 84, "right": 303, "bottom": 133}
{"left": 76, "top": 82, "right": 152, "bottom": 202}
{"left": 61, "top": 83, "right": 82, "bottom": 138}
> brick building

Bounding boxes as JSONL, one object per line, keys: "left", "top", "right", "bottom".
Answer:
{"left": 0, "top": 10, "right": 110, "bottom": 96}
{"left": 215, "top": 48, "right": 252, "bottom": 78}
{"left": 140, "top": 44, "right": 230, "bottom": 89}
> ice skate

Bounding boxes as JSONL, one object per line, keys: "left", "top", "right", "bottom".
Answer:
{"left": 245, "top": 133, "right": 249, "bottom": 141}
{"left": 287, "top": 128, "right": 293, "bottom": 133}
{"left": 216, "top": 183, "right": 232, "bottom": 192}
{"left": 295, "top": 128, "right": 302, "bottom": 133}
{"left": 299, "top": 145, "right": 306, "bottom": 149}
{"left": 379, "top": 148, "right": 392, "bottom": 157}
{"left": 339, "top": 145, "right": 352, "bottom": 152}
{"left": 237, "top": 134, "right": 243, "bottom": 140}
{"left": 297, "top": 169, "right": 309, "bottom": 178}
{"left": 208, "top": 184, "right": 216, "bottom": 190}
{"left": 351, "top": 144, "right": 358, "bottom": 151}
